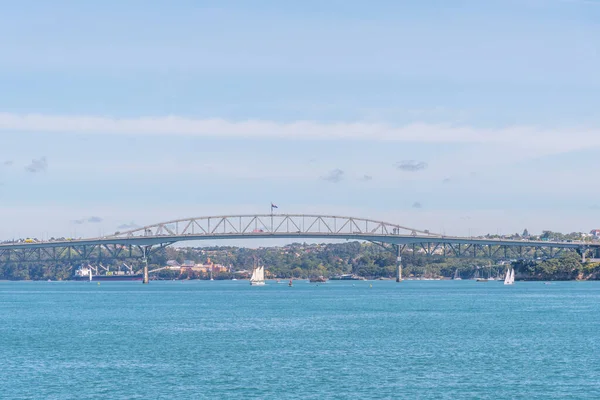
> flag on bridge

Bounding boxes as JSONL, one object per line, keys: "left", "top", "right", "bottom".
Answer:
{"left": 271, "top": 203, "right": 278, "bottom": 209}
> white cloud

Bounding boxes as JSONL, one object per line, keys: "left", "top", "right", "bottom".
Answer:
{"left": 0, "top": 112, "right": 598, "bottom": 158}
{"left": 321, "top": 168, "right": 345, "bottom": 183}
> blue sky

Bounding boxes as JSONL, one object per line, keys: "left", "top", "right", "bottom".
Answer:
{"left": 0, "top": 0, "right": 599, "bottom": 241}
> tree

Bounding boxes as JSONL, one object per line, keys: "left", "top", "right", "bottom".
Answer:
{"left": 292, "top": 267, "right": 303, "bottom": 278}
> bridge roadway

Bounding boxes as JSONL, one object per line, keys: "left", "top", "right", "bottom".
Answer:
{"left": 0, "top": 213, "right": 598, "bottom": 255}
{"left": 0, "top": 231, "right": 595, "bottom": 251}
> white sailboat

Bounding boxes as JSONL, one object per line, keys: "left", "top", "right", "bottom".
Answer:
{"left": 453, "top": 269, "right": 461, "bottom": 280}
{"left": 504, "top": 268, "right": 515, "bottom": 285}
{"left": 250, "top": 265, "right": 265, "bottom": 286}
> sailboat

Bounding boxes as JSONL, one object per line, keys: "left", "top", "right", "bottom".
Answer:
{"left": 250, "top": 263, "right": 265, "bottom": 286}
{"left": 453, "top": 269, "right": 462, "bottom": 280}
{"left": 475, "top": 268, "right": 488, "bottom": 282}
{"left": 504, "top": 268, "right": 515, "bottom": 285}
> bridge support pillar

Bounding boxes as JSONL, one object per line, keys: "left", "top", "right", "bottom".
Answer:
{"left": 395, "top": 245, "right": 403, "bottom": 282}
{"left": 142, "top": 247, "right": 149, "bottom": 284}
{"left": 578, "top": 247, "right": 587, "bottom": 264}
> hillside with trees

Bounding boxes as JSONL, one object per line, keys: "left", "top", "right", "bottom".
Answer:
{"left": 1, "top": 241, "right": 599, "bottom": 281}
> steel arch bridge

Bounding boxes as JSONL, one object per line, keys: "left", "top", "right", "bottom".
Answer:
{"left": 114, "top": 214, "right": 440, "bottom": 240}
{"left": 0, "top": 214, "right": 598, "bottom": 266}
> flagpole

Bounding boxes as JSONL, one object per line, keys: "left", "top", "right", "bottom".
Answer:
{"left": 270, "top": 203, "right": 273, "bottom": 232}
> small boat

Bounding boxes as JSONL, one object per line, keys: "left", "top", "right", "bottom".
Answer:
{"left": 330, "top": 274, "right": 366, "bottom": 281}
{"left": 453, "top": 269, "right": 462, "bottom": 281}
{"left": 475, "top": 267, "right": 491, "bottom": 282}
{"left": 473, "top": 269, "right": 487, "bottom": 282}
{"left": 250, "top": 260, "right": 265, "bottom": 286}
{"left": 504, "top": 268, "right": 515, "bottom": 285}
{"left": 73, "top": 266, "right": 143, "bottom": 281}
{"left": 288, "top": 278, "right": 293, "bottom": 287}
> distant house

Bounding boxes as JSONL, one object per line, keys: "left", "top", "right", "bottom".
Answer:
{"left": 193, "top": 263, "right": 228, "bottom": 273}
{"left": 166, "top": 260, "right": 180, "bottom": 267}
{"left": 212, "top": 264, "right": 228, "bottom": 273}
{"left": 193, "top": 264, "right": 211, "bottom": 272}
{"left": 590, "top": 229, "right": 600, "bottom": 237}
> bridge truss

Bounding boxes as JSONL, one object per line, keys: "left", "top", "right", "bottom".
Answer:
{"left": 382, "top": 242, "right": 584, "bottom": 260}
{"left": 112, "top": 214, "right": 439, "bottom": 238}
{"left": 0, "top": 214, "right": 597, "bottom": 265}
{"left": 0, "top": 243, "right": 173, "bottom": 265}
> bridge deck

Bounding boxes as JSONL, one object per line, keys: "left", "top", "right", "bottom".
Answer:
{"left": 0, "top": 232, "right": 595, "bottom": 250}
{"left": 1, "top": 214, "right": 597, "bottom": 264}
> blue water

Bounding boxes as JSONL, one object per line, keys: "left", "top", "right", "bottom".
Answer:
{"left": 1, "top": 280, "right": 599, "bottom": 399}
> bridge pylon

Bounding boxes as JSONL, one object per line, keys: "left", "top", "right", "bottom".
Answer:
{"left": 394, "top": 244, "right": 403, "bottom": 282}
{"left": 142, "top": 246, "right": 149, "bottom": 284}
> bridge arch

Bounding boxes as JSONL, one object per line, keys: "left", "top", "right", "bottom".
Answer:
{"left": 110, "top": 214, "right": 442, "bottom": 239}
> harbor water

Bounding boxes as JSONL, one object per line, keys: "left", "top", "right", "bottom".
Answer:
{"left": 1, "top": 280, "right": 599, "bottom": 399}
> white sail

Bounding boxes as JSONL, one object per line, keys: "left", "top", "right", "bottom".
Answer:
{"left": 504, "top": 268, "right": 514, "bottom": 285}
{"left": 453, "top": 269, "right": 461, "bottom": 280}
{"left": 250, "top": 265, "right": 265, "bottom": 285}
{"left": 256, "top": 266, "right": 264, "bottom": 281}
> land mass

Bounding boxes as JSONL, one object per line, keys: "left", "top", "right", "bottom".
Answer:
{"left": 1, "top": 239, "right": 599, "bottom": 281}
